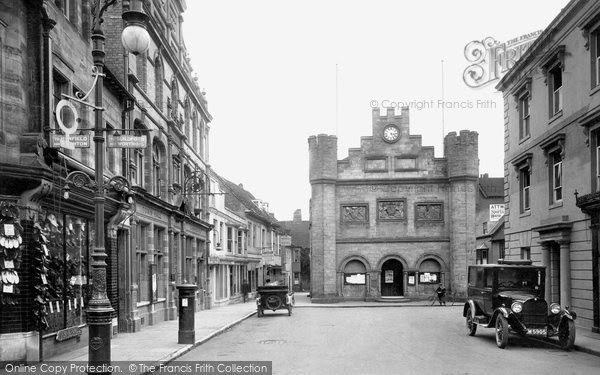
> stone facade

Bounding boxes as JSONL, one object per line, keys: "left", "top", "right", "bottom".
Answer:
{"left": 206, "top": 170, "right": 263, "bottom": 307}
{"left": 496, "top": 0, "right": 600, "bottom": 333}
{"left": 309, "top": 107, "right": 478, "bottom": 302}
{"left": 213, "top": 174, "right": 286, "bottom": 297}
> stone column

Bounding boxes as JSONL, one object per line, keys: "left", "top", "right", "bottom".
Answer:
{"left": 41, "top": 16, "right": 56, "bottom": 135}
{"left": 559, "top": 241, "right": 571, "bottom": 308}
{"left": 372, "top": 271, "right": 381, "bottom": 298}
{"left": 181, "top": 234, "right": 187, "bottom": 283}
{"left": 336, "top": 271, "right": 343, "bottom": 299}
{"left": 365, "top": 271, "right": 370, "bottom": 300}
{"left": 167, "top": 228, "right": 177, "bottom": 320}
{"left": 128, "top": 218, "right": 141, "bottom": 332}
{"left": 192, "top": 239, "right": 198, "bottom": 284}
{"left": 167, "top": 137, "right": 173, "bottom": 201}
{"left": 147, "top": 223, "right": 158, "bottom": 325}
{"left": 540, "top": 242, "right": 551, "bottom": 302}
{"left": 591, "top": 219, "right": 600, "bottom": 333}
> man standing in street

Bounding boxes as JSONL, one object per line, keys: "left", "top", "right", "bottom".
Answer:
{"left": 241, "top": 280, "right": 250, "bottom": 303}
{"left": 436, "top": 283, "right": 447, "bottom": 306}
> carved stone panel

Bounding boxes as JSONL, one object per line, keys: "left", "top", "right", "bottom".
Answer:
{"left": 415, "top": 203, "right": 443, "bottom": 221}
{"left": 341, "top": 204, "right": 368, "bottom": 223}
{"left": 377, "top": 199, "right": 406, "bottom": 221}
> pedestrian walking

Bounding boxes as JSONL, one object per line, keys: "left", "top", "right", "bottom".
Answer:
{"left": 435, "top": 283, "right": 447, "bottom": 306}
{"left": 241, "top": 280, "right": 250, "bottom": 303}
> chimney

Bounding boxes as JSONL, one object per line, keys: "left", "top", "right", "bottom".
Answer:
{"left": 293, "top": 209, "right": 302, "bottom": 221}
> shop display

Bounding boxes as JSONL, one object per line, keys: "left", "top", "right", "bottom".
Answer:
{"left": 31, "top": 222, "right": 50, "bottom": 330}
{"left": 36, "top": 212, "right": 90, "bottom": 333}
{"left": 0, "top": 202, "right": 22, "bottom": 307}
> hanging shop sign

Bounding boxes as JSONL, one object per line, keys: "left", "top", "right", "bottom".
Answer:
{"left": 280, "top": 236, "right": 292, "bottom": 247}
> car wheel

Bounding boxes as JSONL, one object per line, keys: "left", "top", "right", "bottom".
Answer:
{"left": 265, "top": 295, "right": 282, "bottom": 310}
{"left": 495, "top": 315, "right": 509, "bottom": 349}
{"left": 558, "top": 319, "right": 576, "bottom": 351}
{"left": 465, "top": 307, "right": 477, "bottom": 336}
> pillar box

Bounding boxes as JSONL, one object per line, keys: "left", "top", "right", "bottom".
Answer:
{"left": 176, "top": 284, "right": 197, "bottom": 344}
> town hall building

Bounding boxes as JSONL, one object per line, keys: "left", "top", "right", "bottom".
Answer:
{"left": 309, "top": 107, "right": 479, "bottom": 302}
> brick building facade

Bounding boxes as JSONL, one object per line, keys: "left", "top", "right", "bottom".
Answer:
{"left": 309, "top": 108, "right": 478, "bottom": 302}
{"left": 0, "top": 0, "right": 212, "bottom": 361}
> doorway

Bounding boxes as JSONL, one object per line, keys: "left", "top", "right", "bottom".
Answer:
{"left": 381, "top": 259, "right": 404, "bottom": 296}
{"left": 550, "top": 242, "right": 561, "bottom": 304}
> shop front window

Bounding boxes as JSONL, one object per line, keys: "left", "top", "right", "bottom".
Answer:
{"left": 40, "top": 212, "right": 90, "bottom": 334}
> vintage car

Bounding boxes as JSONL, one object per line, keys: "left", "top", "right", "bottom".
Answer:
{"left": 256, "top": 284, "right": 295, "bottom": 317}
{"left": 463, "top": 260, "right": 576, "bottom": 350}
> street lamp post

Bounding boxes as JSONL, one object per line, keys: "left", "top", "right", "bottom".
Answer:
{"left": 76, "top": 0, "right": 150, "bottom": 372}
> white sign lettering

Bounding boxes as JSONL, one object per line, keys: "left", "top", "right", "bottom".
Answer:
{"left": 489, "top": 204, "right": 506, "bottom": 221}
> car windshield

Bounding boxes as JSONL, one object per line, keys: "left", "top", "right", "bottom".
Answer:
{"left": 497, "top": 267, "right": 542, "bottom": 291}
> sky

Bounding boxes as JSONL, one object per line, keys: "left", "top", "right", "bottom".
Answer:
{"left": 182, "top": 0, "right": 570, "bottom": 221}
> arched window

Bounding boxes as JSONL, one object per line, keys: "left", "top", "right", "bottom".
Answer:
{"left": 152, "top": 142, "right": 162, "bottom": 197}
{"left": 419, "top": 259, "right": 441, "bottom": 284}
{"left": 199, "top": 118, "right": 205, "bottom": 159}
{"left": 154, "top": 56, "right": 164, "bottom": 112}
{"left": 171, "top": 77, "right": 179, "bottom": 122}
{"left": 183, "top": 165, "right": 191, "bottom": 212}
{"left": 344, "top": 260, "right": 366, "bottom": 285}
{"left": 133, "top": 119, "right": 147, "bottom": 187}
{"left": 192, "top": 111, "right": 198, "bottom": 151}
{"left": 136, "top": 52, "right": 147, "bottom": 91}
{"left": 184, "top": 98, "right": 191, "bottom": 139}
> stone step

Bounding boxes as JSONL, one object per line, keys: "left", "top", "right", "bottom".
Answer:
{"left": 374, "top": 296, "right": 414, "bottom": 303}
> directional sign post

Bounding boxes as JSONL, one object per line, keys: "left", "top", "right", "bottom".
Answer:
{"left": 50, "top": 134, "right": 91, "bottom": 149}
{"left": 107, "top": 134, "right": 147, "bottom": 149}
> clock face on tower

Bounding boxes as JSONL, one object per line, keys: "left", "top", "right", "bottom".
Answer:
{"left": 382, "top": 124, "right": 400, "bottom": 143}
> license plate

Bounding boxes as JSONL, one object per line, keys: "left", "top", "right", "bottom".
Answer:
{"left": 527, "top": 328, "right": 547, "bottom": 336}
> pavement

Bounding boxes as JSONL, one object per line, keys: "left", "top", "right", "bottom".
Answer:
{"left": 43, "top": 293, "right": 600, "bottom": 370}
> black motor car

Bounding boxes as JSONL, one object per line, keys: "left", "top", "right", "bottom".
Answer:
{"left": 463, "top": 260, "right": 576, "bottom": 350}
{"left": 256, "top": 283, "right": 295, "bottom": 317}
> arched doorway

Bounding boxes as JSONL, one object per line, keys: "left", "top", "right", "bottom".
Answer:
{"left": 381, "top": 259, "right": 403, "bottom": 296}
